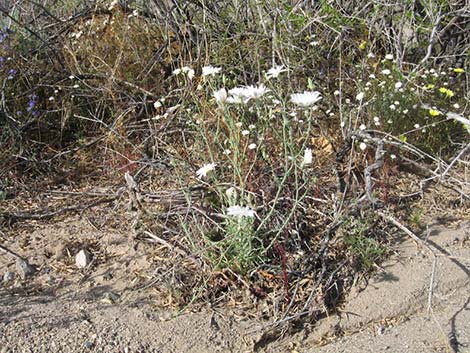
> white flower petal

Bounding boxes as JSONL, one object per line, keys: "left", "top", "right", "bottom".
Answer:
{"left": 196, "top": 163, "right": 216, "bottom": 178}
{"left": 226, "top": 205, "right": 256, "bottom": 218}
{"left": 290, "top": 91, "right": 322, "bottom": 107}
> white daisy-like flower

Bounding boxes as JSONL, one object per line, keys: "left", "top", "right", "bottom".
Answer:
{"left": 359, "top": 142, "right": 367, "bottom": 150}
{"left": 302, "top": 148, "right": 312, "bottom": 166}
{"left": 359, "top": 124, "right": 366, "bottom": 130}
{"left": 290, "top": 91, "right": 322, "bottom": 107}
{"left": 178, "top": 66, "right": 195, "bottom": 79}
{"left": 367, "top": 52, "right": 375, "bottom": 58}
{"left": 414, "top": 123, "right": 420, "bottom": 129}
{"left": 153, "top": 101, "right": 162, "bottom": 109}
{"left": 356, "top": 92, "right": 365, "bottom": 101}
{"left": 248, "top": 143, "right": 257, "bottom": 150}
{"left": 395, "top": 82, "right": 403, "bottom": 89}
{"left": 390, "top": 154, "right": 397, "bottom": 160}
{"left": 266, "top": 64, "right": 287, "bottom": 79}
{"left": 226, "top": 205, "right": 256, "bottom": 218}
{"left": 187, "top": 69, "right": 195, "bottom": 80}
{"left": 213, "top": 88, "right": 228, "bottom": 104}
{"left": 241, "top": 130, "right": 249, "bottom": 136}
{"left": 196, "top": 163, "right": 216, "bottom": 178}
{"left": 381, "top": 69, "right": 391, "bottom": 75}
{"left": 333, "top": 90, "right": 340, "bottom": 96}
{"left": 227, "top": 85, "right": 270, "bottom": 104}
{"left": 385, "top": 54, "right": 394, "bottom": 60}
{"left": 202, "top": 66, "right": 222, "bottom": 77}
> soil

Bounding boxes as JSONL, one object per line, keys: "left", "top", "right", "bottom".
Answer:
{"left": 1, "top": 216, "right": 469, "bottom": 352}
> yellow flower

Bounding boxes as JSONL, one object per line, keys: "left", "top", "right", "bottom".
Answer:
{"left": 425, "top": 84, "right": 435, "bottom": 90}
{"left": 438, "top": 87, "right": 455, "bottom": 98}
{"left": 453, "top": 68, "right": 465, "bottom": 74}
{"left": 429, "top": 109, "right": 440, "bottom": 116}
{"left": 359, "top": 40, "right": 367, "bottom": 50}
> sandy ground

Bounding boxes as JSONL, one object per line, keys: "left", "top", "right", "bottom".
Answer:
{"left": 1, "top": 218, "right": 469, "bottom": 352}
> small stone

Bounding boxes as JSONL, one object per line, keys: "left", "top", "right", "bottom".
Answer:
{"left": 3, "top": 271, "right": 15, "bottom": 283}
{"left": 84, "top": 341, "right": 93, "bottom": 349}
{"left": 16, "top": 259, "right": 37, "bottom": 279}
{"left": 76, "top": 249, "right": 93, "bottom": 269}
{"left": 101, "top": 291, "right": 120, "bottom": 304}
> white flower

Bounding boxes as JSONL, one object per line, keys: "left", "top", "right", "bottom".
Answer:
{"left": 248, "top": 124, "right": 256, "bottom": 130}
{"left": 266, "top": 64, "right": 287, "bottom": 79}
{"left": 227, "top": 205, "right": 256, "bottom": 218}
{"left": 202, "top": 66, "right": 222, "bottom": 77}
{"left": 302, "top": 148, "right": 312, "bottom": 166}
{"left": 395, "top": 82, "right": 403, "bottom": 89}
{"left": 241, "top": 130, "right": 249, "bottom": 136}
{"left": 385, "top": 54, "right": 394, "bottom": 60}
{"left": 196, "top": 163, "right": 216, "bottom": 178}
{"left": 453, "top": 103, "right": 460, "bottom": 109}
{"left": 381, "top": 69, "right": 391, "bottom": 75}
{"left": 369, "top": 74, "right": 376, "bottom": 79}
{"left": 367, "top": 52, "right": 375, "bottom": 58}
{"left": 356, "top": 92, "right": 365, "bottom": 101}
{"left": 69, "top": 75, "right": 75, "bottom": 80}
{"left": 187, "top": 68, "right": 195, "bottom": 80}
{"left": 223, "top": 149, "right": 231, "bottom": 155}
{"left": 153, "top": 101, "right": 162, "bottom": 109}
{"left": 390, "top": 154, "right": 397, "bottom": 160}
{"left": 414, "top": 124, "right": 420, "bottom": 129}
{"left": 290, "top": 91, "right": 322, "bottom": 107}
{"left": 359, "top": 124, "right": 366, "bottom": 130}
{"left": 213, "top": 88, "right": 228, "bottom": 104}
{"left": 333, "top": 90, "right": 340, "bottom": 96}
{"left": 403, "top": 109, "right": 409, "bottom": 114}
{"left": 359, "top": 142, "right": 367, "bottom": 150}
{"left": 389, "top": 104, "right": 396, "bottom": 111}
{"left": 176, "top": 66, "right": 195, "bottom": 79}
{"left": 248, "top": 143, "right": 257, "bottom": 150}
{"left": 227, "top": 85, "right": 270, "bottom": 104}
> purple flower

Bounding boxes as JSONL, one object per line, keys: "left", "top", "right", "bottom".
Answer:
{"left": 27, "top": 94, "right": 38, "bottom": 112}
{"left": 7, "top": 68, "right": 17, "bottom": 79}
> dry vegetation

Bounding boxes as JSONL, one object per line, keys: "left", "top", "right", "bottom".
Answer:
{"left": 1, "top": 0, "right": 469, "bottom": 334}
